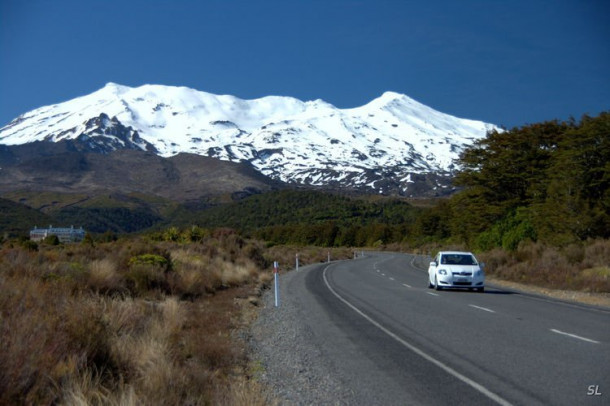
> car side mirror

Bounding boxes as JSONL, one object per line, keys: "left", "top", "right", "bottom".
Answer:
{"left": 480, "top": 262, "right": 485, "bottom": 269}
{"left": 430, "top": 261, "right": 437, "bottom": 267}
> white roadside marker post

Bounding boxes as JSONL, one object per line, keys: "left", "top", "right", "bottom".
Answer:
{"left": 296, "top": 253, "right": 299, "bottom": 271}
{"left": 274, "top": 261, "right": 279, "bottom": 307}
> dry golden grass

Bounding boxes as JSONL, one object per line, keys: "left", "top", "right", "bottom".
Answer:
{"left": 0, "top": 234, "right": 277, "bottom": 405}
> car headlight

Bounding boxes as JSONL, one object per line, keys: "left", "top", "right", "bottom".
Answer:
{"left": 438, "top": 269, "right": 448, "bottom": 275}
{"left": 475, "top": 270, "right": 483, "bottom": 277}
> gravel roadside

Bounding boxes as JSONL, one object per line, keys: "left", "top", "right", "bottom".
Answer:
{"left": 248, "top": 264, "right": 357, "bottom": 405}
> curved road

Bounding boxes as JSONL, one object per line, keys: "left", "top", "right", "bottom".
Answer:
{"left": 283, "top": 252, "right": 609, "bottom": 405}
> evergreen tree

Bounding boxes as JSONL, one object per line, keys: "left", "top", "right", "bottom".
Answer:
{"left": 454, "top": 113, "right": 608, "bottom": 247}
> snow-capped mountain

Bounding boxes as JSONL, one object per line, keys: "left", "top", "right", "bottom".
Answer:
{"left": 0, "top": 83, "right": 498, "bottom": 196}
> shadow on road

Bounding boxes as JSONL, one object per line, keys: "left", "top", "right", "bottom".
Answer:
{"left": 441, "top": 288, "right": 515, "bottom": 295}
{"left": 482, "top": 289, "right": 514, "bottom": 295}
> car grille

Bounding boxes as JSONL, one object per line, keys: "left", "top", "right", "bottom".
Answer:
{"left": 453, "top": 281, "right": 472, "bottom": 286}
{"left": 452, "top": 272, "right": 472, "bottom": 276}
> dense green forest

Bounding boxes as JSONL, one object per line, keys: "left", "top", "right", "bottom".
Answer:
{"left": 438, "top": 112, "right": 609, "bottom": 250}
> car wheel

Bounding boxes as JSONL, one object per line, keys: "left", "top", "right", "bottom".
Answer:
{"left": 434, "top": 276, "right": 442, "bottom": 291}
{"left": 428, "top": 278, "right": 434, "bottom": 289}
{"left": 477, "top": 287, "right": 485, "bottom": 293}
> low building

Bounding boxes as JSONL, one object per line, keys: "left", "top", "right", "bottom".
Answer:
{"left": 30, "top": 225, "right": 86, "bottom": 243}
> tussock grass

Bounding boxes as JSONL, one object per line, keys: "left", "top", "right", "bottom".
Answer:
{"left": 0, "top": 234, "right": 279, "bottom": 405}
{"left": 87, "top": 258, "right": 123, "bottom": 294}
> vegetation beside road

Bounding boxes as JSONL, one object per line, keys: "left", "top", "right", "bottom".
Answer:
{"left": 1, "top": 231, "right": 607, "bottom": 403}
{"left": 0, "top": 230, "right": 352, "bottom": 405}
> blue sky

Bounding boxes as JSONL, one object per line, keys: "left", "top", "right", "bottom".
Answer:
{"left": 1, "top": 0, "right": 608, "bottom": 129}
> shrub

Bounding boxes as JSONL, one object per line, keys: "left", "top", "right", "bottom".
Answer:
{"left": 43, "top": 234, "right": 62, "bottom": 245}
{"left": 20, "top": 239, "right": 39, "bottom": 251}
{"left": 128, "top": 253, "right": 169, "bottom": 269}
{"left": 562, "top": 243, "right": 585, "bottom": 265}
{"left": 583, "top": 239, "right": 610, "bottom": 268}
{"left": 126, "top": 264, "right": 167, "bottom": 295}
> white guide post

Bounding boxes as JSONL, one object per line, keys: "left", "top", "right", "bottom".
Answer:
{"left": 274, "top": 261, "right": 279, "bottom": 307}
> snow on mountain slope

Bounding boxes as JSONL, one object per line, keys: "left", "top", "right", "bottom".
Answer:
{"left": 0, "top": 83, "right": 498, "bottom": 196}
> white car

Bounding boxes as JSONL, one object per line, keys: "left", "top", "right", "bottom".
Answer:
{"left": 428, "top": 251, "right": 485, "bottom": 292}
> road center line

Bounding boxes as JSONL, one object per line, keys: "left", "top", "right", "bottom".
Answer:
{"left": 427, "top": 292, "right": 439, "bottom": 296}
{"left": 322, "top": 265, "right": 512, "bottom": 406}
{"left": 389, "top": 277, "right": 395, "bottom": 281}
{"left": 402, "top": 283, "right": 412, "bottom": 288}
{"left": 469, "top": 304, "right": 495, "bottom": 313}
{"left": 550, "top": 329, "right": 600, "bottom": 344}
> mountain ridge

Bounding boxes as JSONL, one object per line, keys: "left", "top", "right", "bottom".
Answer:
{"left": 0, "top": 83, "right": 499, "bottom": 196}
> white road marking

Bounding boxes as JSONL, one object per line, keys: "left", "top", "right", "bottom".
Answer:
{"left": 389, "top": 277, "right": 395, "bottom": 281}
{"left": 427, "top": 292, "right": 439, "bottom": 297}
{"left": 402, "top": 283, "right": 412, "bottom": 288}
{"left": 323, "top": 265, "right": 513, "bottom": 406}
{"left": 469, "top": 304, "right": 495, "bottom": 313}
{"left": 550, "top": 329, "right": 600, "bottom": 344}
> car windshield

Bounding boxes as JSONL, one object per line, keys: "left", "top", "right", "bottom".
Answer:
{"left": 441, "top": 254, "right": 477, "bottom": 265}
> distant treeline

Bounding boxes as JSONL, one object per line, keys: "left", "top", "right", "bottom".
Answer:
{"left": 186, "top": 189, "right": 421, "bottom": 247}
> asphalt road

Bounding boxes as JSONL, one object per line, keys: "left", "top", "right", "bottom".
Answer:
{"left": 285, "top": 252, "right": 610, "bottom": 406}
